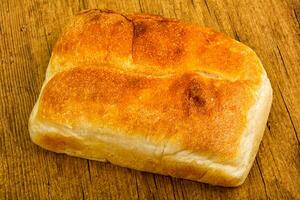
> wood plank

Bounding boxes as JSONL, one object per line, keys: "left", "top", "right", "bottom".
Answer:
{"left": 0, "top": 0, "right": 299, "bottom": 199}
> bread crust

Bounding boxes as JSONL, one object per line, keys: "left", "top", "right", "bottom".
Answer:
{"left": 29, "top": 9, "right": 272, "bottom": 186}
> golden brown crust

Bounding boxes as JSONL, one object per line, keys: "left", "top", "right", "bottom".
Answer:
{"left": 50, "top": 9, "right": 262, "bottom": 81}
{"left": 29, "top": 9, "right": 272, "bottom": 186}
{"left": 38, "top": 66, "right": 254, "bottom": 161}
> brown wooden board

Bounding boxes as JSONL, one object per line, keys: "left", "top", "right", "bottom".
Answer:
{"left": 0, "top": 0, "right": 299, "bottom": 199}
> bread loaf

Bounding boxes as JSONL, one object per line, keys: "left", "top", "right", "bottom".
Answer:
{"left": 29, "top": 9, "right": 273, "bottom": 186}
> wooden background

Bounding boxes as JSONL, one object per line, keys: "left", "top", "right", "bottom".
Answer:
{"left": 0, "top": 0, "right": 299, "bottom": 199}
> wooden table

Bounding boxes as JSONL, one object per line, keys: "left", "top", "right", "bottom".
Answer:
{"left": 1, "top": 0, "right": 299, "bottom": 199}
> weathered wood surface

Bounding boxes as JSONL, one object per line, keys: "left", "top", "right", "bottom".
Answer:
{"left": 0, "top": 0, "right": 299, "bottom": 199}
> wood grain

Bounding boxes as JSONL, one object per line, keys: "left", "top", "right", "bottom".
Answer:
{"left": 0, "top": 0, "right": 299, "bottom": 199}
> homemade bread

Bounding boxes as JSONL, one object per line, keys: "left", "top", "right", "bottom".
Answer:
{"left": 29, "top": 9, "right": 272, "bottom": 186}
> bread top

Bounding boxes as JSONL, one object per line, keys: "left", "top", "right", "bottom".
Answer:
{"left": 36, "top": 9, "right": 265, "bottom": 164}
{"left": 49, "top": 9, "right": 262, "bottom": 82}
